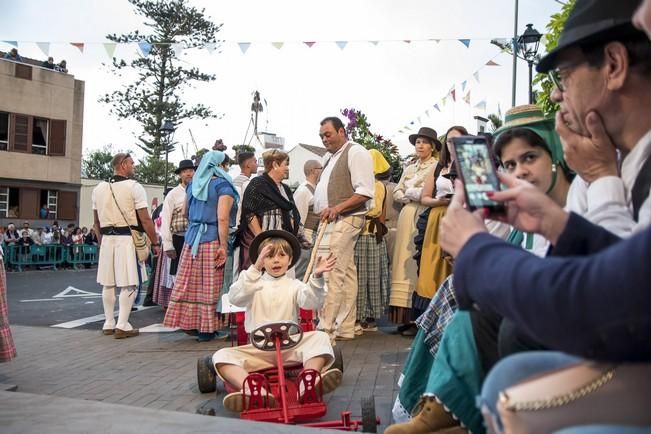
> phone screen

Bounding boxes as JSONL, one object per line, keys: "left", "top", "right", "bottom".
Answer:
{"left": 452, "top": 136, "right": 504, "bottom": 213}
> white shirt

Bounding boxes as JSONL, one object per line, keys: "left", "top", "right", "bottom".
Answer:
{"left": 313, "top": 141, "right": 375, "bottom": 214}
{"left": 92, "top": 179, "right": 148, "bottom": 227}
{"left": 566, "top": 129, "right": 651, "bottom": 237}
{"left": 160, "top": 183, "right": 187, "bottom": 252}
{"left": 228, "top": 265, "right": 326, "bottom": 333}
{"left": 233, "top": 173, "right": 251, "bottom": 227}
{"left": 293, "top": 181, "right": 315, "bottom": 225}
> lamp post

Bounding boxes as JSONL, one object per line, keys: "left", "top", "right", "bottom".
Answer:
{"left": 518, "top": 23, "right": 542, "bottom": 104}
{"left": 160, "top": 120, "right": 175, "bottom": 192}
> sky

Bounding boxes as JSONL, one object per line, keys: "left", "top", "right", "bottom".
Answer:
{"left": 1, "top": 0, "right": 564, "bottom": 163}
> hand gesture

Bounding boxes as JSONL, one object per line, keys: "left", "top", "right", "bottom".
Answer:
{"left": 320, "top": 207, "right": 339, "bottom": 223}
{"left": 439, "top": 180, "right": 488, "bottom": 258}
{"left": 555, "top": 111, "right": 618, "bottom": 183}
{"left": 152, "top": 245, "right": 161, "bottom": 257}
{"left": 165, "top": 249, "right": 177, "bottom": 260}
{"left": 313, "top": 252, "right": 336, "bottom": 278}
{"left": 215, "top": 246, "right": 226, "bottom": 268}
{"left": 254, "top": 244, "right": 272, "bottom": 272}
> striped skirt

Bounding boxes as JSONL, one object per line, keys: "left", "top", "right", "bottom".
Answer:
{"left": 355, "top": 234, "right": 390, "bottom": 321}
{"left": 163, "top": 241, "right": 224, "bottom": 333}
{"left": 0, "top": 258, "right": 17, "bottom": 362}
{"left": 152, "top": 254, "right": 174, "bottom": 308}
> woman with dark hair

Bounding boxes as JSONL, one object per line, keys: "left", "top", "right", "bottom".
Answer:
{"left": 388, "top": 127, "right": 438, "bottom": 331}
{"left": 410, "top": 126, "right": 468, "bottom": 322}
{"left": 237, "top": 149, "right": 304, "bottom": 273}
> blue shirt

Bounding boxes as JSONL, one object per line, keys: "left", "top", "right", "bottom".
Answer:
{"left": 184, "top": 178, "right": 236, "bottom": 245}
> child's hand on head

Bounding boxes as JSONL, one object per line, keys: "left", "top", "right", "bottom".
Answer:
{"left": 314, "top": 252, "right": 336, "bottom": 278}
{"left": 254, "top": 244, "right": 273, "bottom": 272}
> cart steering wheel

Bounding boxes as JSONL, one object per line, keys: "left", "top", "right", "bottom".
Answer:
{"left": 250, "top": 321, "right": 303, "bottom": 351}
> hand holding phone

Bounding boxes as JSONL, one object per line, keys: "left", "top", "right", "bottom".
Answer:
{"left": 450, "top": 135, "right": 505, "bottom": 215}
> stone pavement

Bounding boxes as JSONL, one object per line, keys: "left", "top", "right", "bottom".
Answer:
{"left": 0, "top": 324, "right": 412, "bottom": 433}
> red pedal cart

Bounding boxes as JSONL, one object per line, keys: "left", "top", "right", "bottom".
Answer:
{"left": 197, "top": 320, "right": 379, "bottom": 432}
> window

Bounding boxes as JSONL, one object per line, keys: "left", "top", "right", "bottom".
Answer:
{"left": 32, "top": 118, "right": 48, "bottom": 155}
{"left": 47, "top": 190, "right": 57, "bottom": 219}
{"left": 0, "top": 112, "right": 8, "bottom": 151}
{"left": 0, "top": 187, "right": 8, "bottom": 218}
{"left": 4, "top": 188, "right": 19, "bottom": 218}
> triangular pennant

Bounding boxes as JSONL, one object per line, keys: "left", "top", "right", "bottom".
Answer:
{"left": 442, "top": 97, "right": 447, "bottom": 107}
{"left": 486, "top": 60, "right": 500, "bottom": 66}
{"left": 3, "top": 41, "right": 17, "bottom": 47}
{"left": 403, "top": 40, "right": 411, "bottom": 44}
{"left": 458, "top": 39, "right": 471, "bottom": 48}
{"left": 304, "top": 41, "right": 316, "bottom": 48}
{"left": 434, "top": 104, "right": 441, "bottom": 112}
{"left": 427, "top": 38, "right": 441, "bottom": 43}
{"left": 461, "top": 80, "right": 467, "bottom": 92}
{"left": 271, "top": 42, "right": 284, "bottom": 50}
{"left": 498, "top": 103, "right": 503, "bottom": 118}
{"left": 36, "top": 42, "right": 50, "bottom": 56}
{"left": 238, "top": 42, "right": 251, "bottom": 54}
{"left": 417, "top": 116, "right": 422, "bottom": 124}
{"left": 70, "top": 42, "right": 84, "bottom": 53}
{"left": 410, "top": 121, "right": 415, "bottom": 125}
{"left": 463, "top": 91, "right": 471, "bottom": 105}
{"left": 171, "top": 42, "right": 184, "bottom": 56}
{"left": 138, "top": 41, "right": 152, "bottom": 57}
{"left": 404, "top": 126, "right": 412, "bottom": 131}
{"left": 474, "top": 100, "right": 487, "bottom": 111}
{"left": 369, "top": 41, "right": 379, "bottom": 46}
{"left": 473, "top": 71, "right": 480, "bottom": 83}
{"left": 451, "top": 89, "right": 456, "bottom": 102}
{"left": 398, "top": 130, "right": 404, "bottom": 134}
{"left": 335, "top": 41, "right": 348, "bottom": 50}
{"left": 205, "top": 42, "right": 217, "bottom": 53}
{"left": 425, "top": 109, "right": 430, "bottom": 117}
{"left": 103, "top": 43, "right": 117, "bottom": 58}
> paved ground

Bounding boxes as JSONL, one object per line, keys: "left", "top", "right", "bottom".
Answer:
{"left": 2, "top": 267, "right": 413, "bottom": 433}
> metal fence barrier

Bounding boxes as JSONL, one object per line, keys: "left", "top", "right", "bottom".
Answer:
{"left": 3, "top": 244, "right": 99, "bottom": 271}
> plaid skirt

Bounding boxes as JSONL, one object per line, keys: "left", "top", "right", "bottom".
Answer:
{"left": 163, "top": 241, "right": 224, "bottom": 333}
{"left": 152, "top": 254, "right": 174, "bottom": 308}
{"left": 355, "top": 234, "right": 390, "bottom": 321}
{"left": 0, "top": 258, "right": 17, "bottom": 362}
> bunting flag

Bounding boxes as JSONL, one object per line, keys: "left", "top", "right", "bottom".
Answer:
{"left": 474, "top": 100, "right": 487, "bottom": 111}
{"left": 486, "top": 60, "right": 500, "bottom": 66}
{"left": 458, "top": 39, "right": 471, "bottom": 48}
{"left": 238, "top": 42, "right": 251, "bottom": 54}
{"left": 442, "top": 96, "right": 447, "bottom": 106}
{"left": 403, "top": 40, "right": 411, "bottom": 44}
{"left": 335, "top": 41, "right": 348, "bottom": 50}
{"left": 425, "top": 109, "right": 430, "bottom": 117}
{"left": 429, "top": 39, "right": 441, "bottom": 43}
{"left": 450, "top": 89, "right": 456, "bottom": 102}
{"left": 271, "top": 42, "right": 284, "bottom": 50}
{"left": 205, "top": 42, "right": 217, "bottom": 53}
{"left": 103, "top": 43, "right": 117, "bottom": 58}
{"left": 171, "top": 42, "right": 184, "bottom": 56}
{"left": 304, "top": 41, "right": 316, "bottom": 48}
{"left": 461, "top": 80, "right": 467, "bottom": 92}
{"left": 434, "top": 104, "right": 441, "bottom": 112}
{"left": 36, "top": 42, "right": 50, "bottom": 56}
{"left": 417, "top": 116, "right": 421, "bottom": 124}
{"left": 404, "top": 126, "right": 412, "bottom": 131}
{"left": 463, "top": 91, "right": 471, "bottom": 105}
{"left": 369, "top": 41, "right": 379, "bottom": 46}
{"left": 138, "top": 41, "right": 152, "bottom": 57}
{"left": 70, "top": 42, "right": 84, "bottom": 53}
{"left": 473, "top": 71, "right": 480, "bottom": 83}
{"left": 498, "top": 103, "right": 503, "bottom": 118}
{"left": 3, "top": 41, "right": 17, "bottom": 47}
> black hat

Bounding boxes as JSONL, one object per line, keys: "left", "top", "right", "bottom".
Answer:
{"left": 408, "top": 127, "right": 439, "bottom": 146}
{"left": 174, "top": 159, "right": 196, "bottom": 174}
{"left": 249, "top": 230, "right": 302, "bottom": 269}
{"left": 537, "top": 0, "right": 642, "bottom": 73}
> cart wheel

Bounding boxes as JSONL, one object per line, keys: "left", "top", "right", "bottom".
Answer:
{"left": 332, "top": 346, "right": 344, "bottom": 373}
{"left": 197, "top": 356, "right": 216, "bottom": 393}
{"left": 361, "top": 395, "right": 377, "bottom": 433}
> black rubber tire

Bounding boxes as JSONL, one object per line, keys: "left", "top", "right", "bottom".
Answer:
{"left": 197, "top": 355, "right": 216, "bottom": 393}
{"left": 332, "top": 346, "right": 344, "bottom": 373}
{"left": 361, "top": 395, "right": 377, "bottom": 433}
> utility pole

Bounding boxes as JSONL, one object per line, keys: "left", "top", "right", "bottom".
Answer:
{"left": 251, "top": 90, "right": 263, "bottom": 136}
{"left": 512, "top": 0, "right": 519, "bottom": 107}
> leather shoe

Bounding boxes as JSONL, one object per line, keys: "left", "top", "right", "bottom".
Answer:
{"left": 102, "top": 329, "right": 115, "bottom": 336}
{"left": 114, "top": 328, "right": 139, "bottom": 339}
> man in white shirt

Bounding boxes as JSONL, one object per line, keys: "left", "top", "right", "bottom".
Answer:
{"left": 293, "top": 160, "right": 323, "bottom": 280}
{"left": 232, "top": 152, "right": 257, "bottom": 225}
{"left": 314, "top": 117, "right": 374, "bottom": 341}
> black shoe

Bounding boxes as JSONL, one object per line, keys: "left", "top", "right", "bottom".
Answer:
{"left": 142, "top": 297, "right": 157, "bottom": 307}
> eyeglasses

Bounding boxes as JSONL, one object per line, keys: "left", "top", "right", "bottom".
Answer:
{"left": 548, "top": 60, "right": 586, "bottom": 93}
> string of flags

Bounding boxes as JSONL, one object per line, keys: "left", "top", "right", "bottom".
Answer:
{"left": 395, "top": 54, "right": 504, "bottom": 136}
{"left": 2, "top": 37, "right": 516, "bottom": 58}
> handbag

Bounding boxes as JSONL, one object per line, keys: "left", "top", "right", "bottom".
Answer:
{"left": 108, "top": 182, "right": 151, "bottom": 262}
{"left": 493, "top": 361, "right": 651, "bottom": 434}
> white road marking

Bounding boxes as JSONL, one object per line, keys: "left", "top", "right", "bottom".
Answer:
{"left": 50, "top": 306, "right": 156, "bottom": 329}
{"left": 53, "top": 286, "right": 102, "bottom": 298}
{"left": 139, "top": 323, "right": 180, "bottom": 333}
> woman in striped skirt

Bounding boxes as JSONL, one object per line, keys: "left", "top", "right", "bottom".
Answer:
{"left": 0, "top": 245, "right": 17, "bottom": 362}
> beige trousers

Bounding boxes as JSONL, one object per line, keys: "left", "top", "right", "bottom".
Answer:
{"left": 318, "top": 214, "right": 364, "bottom": 339}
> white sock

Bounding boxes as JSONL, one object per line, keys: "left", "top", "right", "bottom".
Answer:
{"left": 116, "top": 286, "right": 136, "bottom": 331}
{"left": 102, "top": 286, "right": 116, "bottom": 330}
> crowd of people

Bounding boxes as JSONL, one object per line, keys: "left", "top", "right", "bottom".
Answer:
{"left": 1, "top": 0, "right": 650, "bottom": 431}
{"left": 3, "top": 48, "right": 68, "bottom": 73}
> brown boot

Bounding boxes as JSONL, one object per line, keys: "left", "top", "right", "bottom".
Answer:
{"left": 385, "top": 394, "right": 458, "bottom": 434}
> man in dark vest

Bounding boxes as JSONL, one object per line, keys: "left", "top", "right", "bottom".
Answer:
{"left": 314, "top": 117, "right": 374, "bottom": 341}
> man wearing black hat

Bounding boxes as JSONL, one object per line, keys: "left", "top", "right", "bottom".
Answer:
{"left": 151, "top": 160, "right": 195, "bottom": 308}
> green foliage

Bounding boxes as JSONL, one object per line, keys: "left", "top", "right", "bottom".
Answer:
{"left": 341, "top": 108, "right": 404, "bottom": 182}
{"left": 534, "top": 0, "right": 576, "bottom": 116}
{"left": 100, "top": 0, "right": 222, "bottom": 182}
{"left": 487, "top": 113, "right": 503, "bottom": 131}
{"left": 134, "top": 155, "right": 176, "bottom": 186}
{"left": 232, "top": 144, "right": 256, "bottom": 156}
{"left": 82, "top": 145, "right": 115, "bottom": 181}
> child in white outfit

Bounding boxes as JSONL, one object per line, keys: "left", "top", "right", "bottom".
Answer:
{"left": 212, "top": 230, "right": 342, "bottom": 412}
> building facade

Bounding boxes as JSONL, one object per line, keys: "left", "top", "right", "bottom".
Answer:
{"left": 0, "top": 56, "right": 84, "bottom": 228}
{"left": 285, "top": 143, "right": 327, "bottom": 189}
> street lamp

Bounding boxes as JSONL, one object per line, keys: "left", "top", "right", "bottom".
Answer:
{"left": 160, "top": 119, "right": 176, "bottom": 192}
{"left": 518, "top": 23, "right": 542, "bottom": 104}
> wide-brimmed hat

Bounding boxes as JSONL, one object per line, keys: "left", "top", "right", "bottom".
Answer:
{"left": 249, "top": 230, "right": 302, "bottom": 269}
{"left": 174, "top": 159, "right": 196, "bottom": 174}
{"left": 494, "top": 104, "right": 568, "bottom": 174}
{"left": 409, "top": 127, "right": 439, "bottom": 146}
{"left": 537, "top": 0, "right": 642, "bottom": 73}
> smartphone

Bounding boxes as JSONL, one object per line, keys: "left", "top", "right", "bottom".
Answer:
{"left": 451, "top": 135, "right": 505, "bottom": 215}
